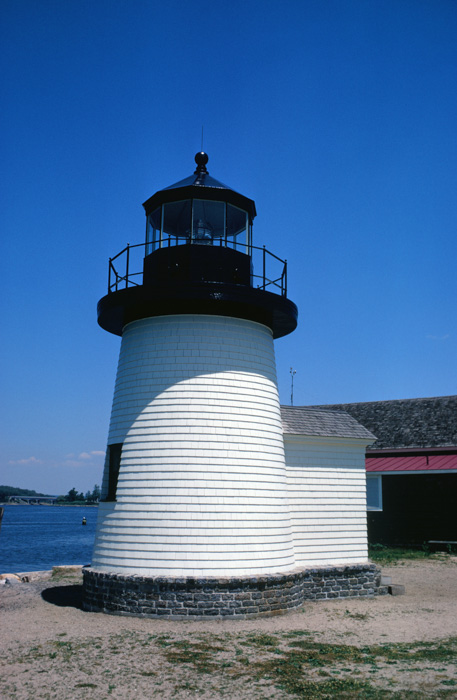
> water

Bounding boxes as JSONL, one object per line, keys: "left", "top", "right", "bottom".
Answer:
{"left": 0, "top": 505, "right": 97, "bottom": 573}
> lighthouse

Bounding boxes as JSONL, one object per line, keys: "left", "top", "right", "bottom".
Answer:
{"left": 83, "top": 153, "right": 382, "bottom": 617}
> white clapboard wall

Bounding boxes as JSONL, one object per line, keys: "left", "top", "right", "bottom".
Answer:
{"left": 284, "top": 435, "right": 369, "bottom": 566}
{"left": 92, "top": 314, "right": 296, "bottom": 577}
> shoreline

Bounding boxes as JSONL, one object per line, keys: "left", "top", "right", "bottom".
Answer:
{"left": 1, "top": 565, "right": 84, "bottom": 582}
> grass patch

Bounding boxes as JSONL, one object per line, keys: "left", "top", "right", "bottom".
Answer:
{"left": 284, "top": 640, "right": 377, "bottom": 666}
{"left": 163, "top": 639, "right": 225, "bottom": 673}
{"left": 156, "top": 630, "right": 457, "bottom": 700}
{"left": 345, "top": 609, "right": 370, "bottom": 621}
{"left": 155, "top": 635, "right": 172, "bottom": 648}
{"left": 256, "top": 666, "right": 380, "bottom": 698}
{"left": 7, "top": 629, "right": 457, "bottom": 698}
{"left": 368, "top": 638, "right": 457, "bottom": 663}
{"left": 250, "top": 637, "right": 457, "bottom": 697}
{"left": 245, "top": 633, "right": 280, "bottom": 648}
{"left": 368, "top": 544, "right": 447, "bottom": 565}
{"left": 51, "top": 566, "right": 82, "bottom": 580}
{"left": 154, "top": 633, "right": 457, "bottom": 697}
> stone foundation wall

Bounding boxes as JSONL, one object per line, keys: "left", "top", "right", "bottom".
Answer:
{"left": 83, "top": 563, "right": 386, "bottom": 619}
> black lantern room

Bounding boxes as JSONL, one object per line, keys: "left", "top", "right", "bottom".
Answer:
{"left": 97, "top": 153, "right": 297, "bottom": 338}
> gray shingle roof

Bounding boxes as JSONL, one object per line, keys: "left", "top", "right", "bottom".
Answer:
{"left": 308, "top": 396, "right": 457, "bottom": 449}
{"left": 281, "top": 406, "right": 376, "bottom": 441}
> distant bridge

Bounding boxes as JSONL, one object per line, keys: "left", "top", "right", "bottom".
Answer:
{"left": 7, "top": 495, "right": 58, "bottom": 504}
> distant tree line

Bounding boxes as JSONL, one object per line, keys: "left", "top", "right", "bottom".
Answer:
{"left": 0, "top": 484, "right": 101, "bottom": 504}
{"left": 0, "top": 485, "right": 48, "bottom": 501}
{"left": 56, "top": 485, "right": 101, "bottom": 504}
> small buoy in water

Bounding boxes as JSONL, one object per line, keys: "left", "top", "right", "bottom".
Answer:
{"left": 82, "top": 517, "right": 87, "bottom": 526}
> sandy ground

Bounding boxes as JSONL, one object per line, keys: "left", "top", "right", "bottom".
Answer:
{"left": 1, "top": 557, "right": 457, "bottom": 698}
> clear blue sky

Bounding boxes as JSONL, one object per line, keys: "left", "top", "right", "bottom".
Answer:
{"left": 2, "top": 0, "right": 456, "bottom": 495}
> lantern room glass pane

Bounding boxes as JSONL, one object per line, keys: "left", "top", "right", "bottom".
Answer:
{"left": 146, "top": 207, "right": 161, "bottom": 254}
{"left": 192, "top": 200, "right": 224, "bottom": 244}
{"left": 227, "top": 204, "right": 248, "bottom": 252}
{"left": 163, "top": 200, "right": 191, "bottom": 243}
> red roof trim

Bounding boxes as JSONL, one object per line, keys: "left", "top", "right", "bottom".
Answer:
{"left": 366, "top": 454, "right": 457, "bottom": 472}
{"left": 367, "top": 446, "right": 457, "bottom": 456}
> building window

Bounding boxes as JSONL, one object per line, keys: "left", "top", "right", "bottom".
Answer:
{"left": 105, "top": 443, "right": 123, "bottom": 501}
{"left": 366, "top": 474, "right": 383, "bottom": 511}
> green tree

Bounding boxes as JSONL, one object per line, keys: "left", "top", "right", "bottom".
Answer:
{"left": 66, "top": 487, "right": 78, "bottom": 502}
{"left": 90, "top": 484, "right": 101, "bottom": 502}
{"left": 0, "top": 485, "right": 49, "bottom": 501}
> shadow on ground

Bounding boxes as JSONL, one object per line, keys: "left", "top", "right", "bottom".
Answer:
{"left": 41, "top": 585, "right": 83, "bottom": 610}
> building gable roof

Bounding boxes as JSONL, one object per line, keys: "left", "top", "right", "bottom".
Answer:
{"left": 308, "top": 396, "right": 457, "bottom": 450}
{"left": 281, "top": 406, "right": 376, "bottom": 441}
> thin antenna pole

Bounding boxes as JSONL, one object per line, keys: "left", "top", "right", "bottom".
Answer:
{"left": 201, "top": 125, "right": 204, "bottom": 151}
{"left": 290, "top": 367, "right": 296, "bottom": 406}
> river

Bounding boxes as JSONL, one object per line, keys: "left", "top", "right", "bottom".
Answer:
{"left": 0, "top": 504, "right": 97, "bottom": 573}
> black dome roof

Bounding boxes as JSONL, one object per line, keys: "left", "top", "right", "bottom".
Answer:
{"left": 142, "top": 153, "right": 256, "bottom": 220}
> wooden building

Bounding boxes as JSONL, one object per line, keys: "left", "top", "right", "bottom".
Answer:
{"left": 281, "top": 407, "right": 375, "bottom": 565}
{"left": 308, "top": 396, "right": 457, "bottom": 547}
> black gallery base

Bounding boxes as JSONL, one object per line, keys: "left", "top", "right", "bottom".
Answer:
{"left": 82, "top": 563, "right": 387, "bottom": 619}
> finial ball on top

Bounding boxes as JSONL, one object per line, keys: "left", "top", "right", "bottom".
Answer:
{"left": 195, "top": 151, "right": 209, "bottom": 167}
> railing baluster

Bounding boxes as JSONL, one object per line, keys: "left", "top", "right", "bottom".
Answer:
{"left": 106, "top": 239, "right": 288, "bottom": 298}
{"left": 263, "top": 246, "right": 266, "bottom": 291}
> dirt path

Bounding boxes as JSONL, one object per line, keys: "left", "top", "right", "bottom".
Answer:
{"left": 1, "top": 557, "right": 457, "bottom": 698}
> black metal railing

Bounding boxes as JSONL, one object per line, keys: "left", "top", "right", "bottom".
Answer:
{"left": 107, "top": 237, "right": 288, "bottom": 297}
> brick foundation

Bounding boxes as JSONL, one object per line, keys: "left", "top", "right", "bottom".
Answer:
{"left": 82, "top": 563, "right": 387, "bottom": 619}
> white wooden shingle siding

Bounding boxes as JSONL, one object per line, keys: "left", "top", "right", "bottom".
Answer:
{"left": 92, "top": 314, "right": 373, "bottom": 578}
{"left": 284, "top": 435, "right": 369, "bottom": 565}
{"left": 93, "top": 314, "right": 296, "bottom": 576}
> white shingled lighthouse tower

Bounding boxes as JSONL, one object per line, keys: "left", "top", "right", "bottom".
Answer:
{"left": 90, "top": 152, "right": 298, "bottom": 579}
{"left": 83, "top": 153, "right": 380, "bottom": 617}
